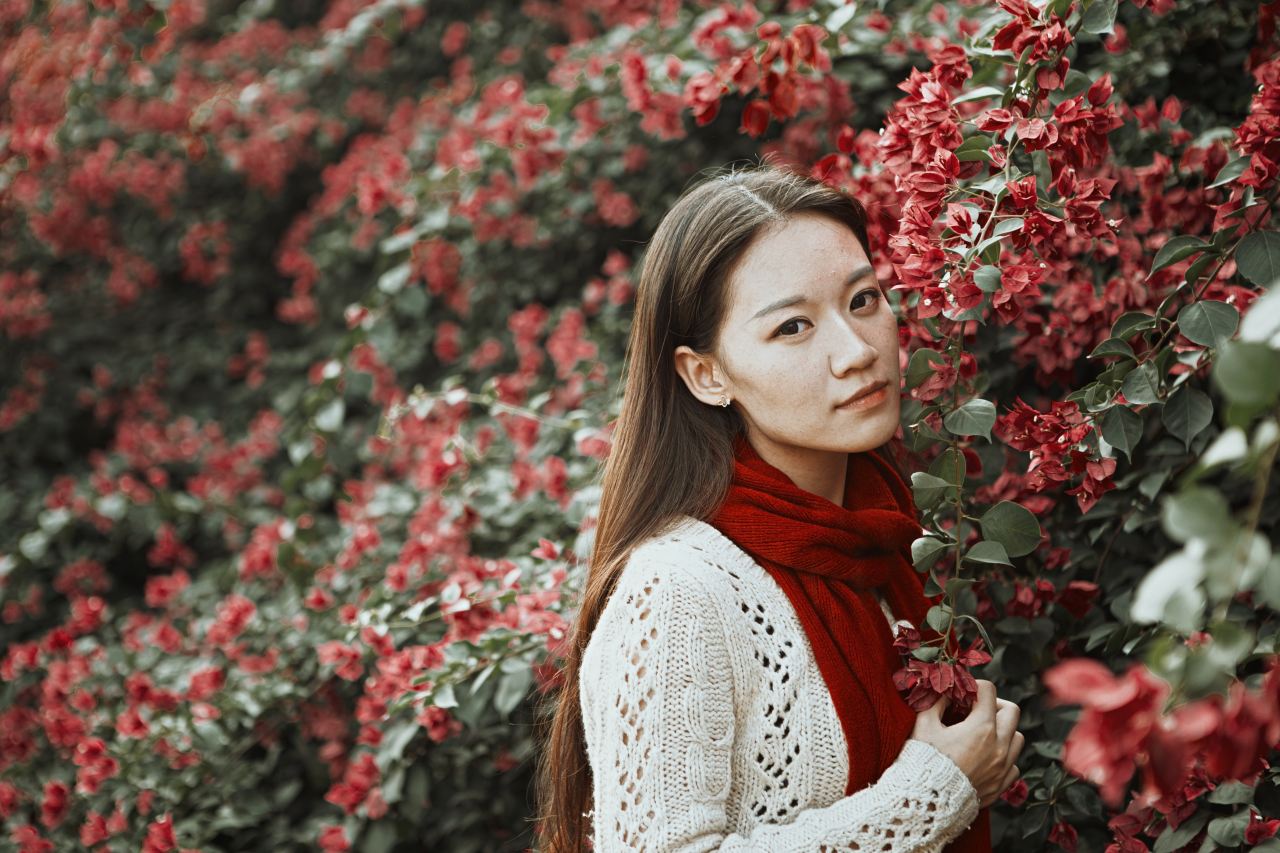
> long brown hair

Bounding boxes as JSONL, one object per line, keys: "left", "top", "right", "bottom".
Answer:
{"left": 531, "top": 155, "right": 918, "bottom": 851}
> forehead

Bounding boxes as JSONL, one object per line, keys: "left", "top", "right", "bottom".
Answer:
{"left": 726, "top": 213, "right": 869, "bottom": 302}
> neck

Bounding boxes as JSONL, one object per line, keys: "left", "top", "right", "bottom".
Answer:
{"left": 743, "top": 435, "right": 850, "bottom": 507}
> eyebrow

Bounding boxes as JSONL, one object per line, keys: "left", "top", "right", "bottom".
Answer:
{"left": 749, "top": 264, "right": 877, "bottom": 323}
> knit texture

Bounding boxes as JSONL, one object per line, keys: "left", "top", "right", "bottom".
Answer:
{"left": 579, "top": 514, "right": 981, "bottom": 852}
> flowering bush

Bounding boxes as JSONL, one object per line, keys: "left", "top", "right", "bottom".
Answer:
{"left": 1, "top": 0, "right": 1278, "bottom": 851}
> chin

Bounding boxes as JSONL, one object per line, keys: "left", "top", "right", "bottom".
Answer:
{"left": 842, "top": 414, "right": 900, "bottom": 451}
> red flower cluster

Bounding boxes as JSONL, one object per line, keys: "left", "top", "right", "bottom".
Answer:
{"left": 891, "top": 623, "right": 992, "bottom": 713}
{"left": 1045, "top": 656, "right": 1280, "bottom": 811}
{"left": 1236, "top": 54, "right": 1280, "bottom": 189}
{"left": 991, "top": 0, "right": 1073, "bottom": 94}
{"left": 994, "top": 396, "right": 1118, "bottom": 513}
{"left": 682, "top": 10, "right": 831, "bottom": 138}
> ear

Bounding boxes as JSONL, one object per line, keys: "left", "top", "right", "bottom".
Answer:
{"left": 673, "top": 345, "right": 730, "bottom": 407}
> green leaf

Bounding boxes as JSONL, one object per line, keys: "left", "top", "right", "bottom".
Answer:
{"left": 929, "top": 447, "right": 967, "bottom": 486}
{"left": 955, "top": 134, "right": 994, "bottom": 162}
{"left": 973, "top": 173, "right": 1010, "bottom": 197}
{"left": 1162, "top": 384, "right": 1214, "bottom": 451}
{"left": 1063, "top": 69, "right": 1093, "bottom": 99}
{"left": 824, "top": 2, "right": 858, "bottom": 32}
{"left": 1177, "top": 300, "right": 1239, "bottom": 347}
{"left": 971, "top": 219, "right": 1023, "bottom": 257}
{"left": 1213, "top": 340, "right": 1280, "bottom": 406}
{"left": 1120, "top": 361, "right": 1162, "bottom": 405}
{"left": 926, "top": 604, "right": 951, "bottom": 633}
{"left": 1236, "top": 230, "right": 1280, "bottom": 286}
{"left": 1147, "top": 235, "right": 1210, "bottom": 278}
{"left": 952, "top": 85, "right": 1006, "bottom": 105}
{"left": 18, "top": 531, "right": 48, "bottom": 561}
{"left": 1153, "top": 811, "right": 1210, "bottom": 853}
{"left": 911, "top": 472, "right": 953, "bottom": 510}
{"left": 973, "top": 266, "right": 1002, "bottom": 292}
{"left": 911, "top": 535, "right": 950, "bottom": 569}
{"left": 1100, "top": 405, "right": 1143, "bottom": 461}
{"left": 943, "top": 398, "right": 997, "bottom": 440}
{"left": 1207, "top": 808, "right": 1251, "bottom": 846}
{"left": 906, "top": 347, "right": 949, "bottom": 389}
{"left": 1207, "top": 154, "right": 1249, "bottom": 188}
{"left": 911, "top": 645, "right": 941, "bottom": 661}
{"left": 979, "top": 501, "right": 1042, "bottom": 558}
{"left": 1112, "top": 311, "right": 1158, "bottom": 340}
{"left": 376, "top": 721, "right": 419, "bottom": 772}
{"left": 1199, "top": 426, "right": 1248, "bottom": 469}
{"left": 1081, "top": 0, "right": 1118, "bottom": 34}
{"left": 494, "top": 660, "right": 533, "bottom": 716}
{"left": 314, "top": 398, "right": 345, "bottom": 432}
{"left": 1205, "top": 780, "right": 1255, "bottom": 804}
{"left": 432, "top": 682, "right": 458, "bottom": 709}
{"left": 1131, "top": 548, "right": 1207, "bottom": 632}
{"left": 1240, "top": 285, "right": 1280, "bottom": 343}
{"left": 1259, "top": 554, "right": 1280, "bottom": 610}
{"left": 1162, "top": 487, "right": 1232, "bottom": 545}
{"left": 962, "top": 540, "right": 1013, "bottom": 566}
{"left": 377, "top": 261, "right": 412, "bottom": 294}
{"left": 1088, "top": 338, "right": 1136, "bottom": 360}
{"left": 361, "top": 821, "right": 397, "bottom": 853}
{"left": 992, "top": 218, "right": 1024, "bottom": 238}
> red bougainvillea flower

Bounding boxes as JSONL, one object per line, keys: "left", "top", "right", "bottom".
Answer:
{"left": 1043, "top": 658, "right": 1169, "bottom": 807}
{"left": 1236, "top": 55, "right": 1280, "bottom": 190}
{"left": 892, "top": 631, "right": 991, "bottom": 714}
{"left": 1001, "top": 778, "right": 1029, "bottom": 806}
{"left": 1056, "top": 579, "right": 1101, "bottom": 618}
{"left": 1048, "top": 820, "right": 1079, "bottom": 853}
{"left": 141, "top": 812, "right": 182, "bottom": 853}
{"left": 318, "top": 824, "right": 351, "bottom": 852}
{"left": 1043, "top": 657, "right": 1280, "bottom": 810}
{"left": 1247, "top": 810, "right": 1280, "bottom": 845}
{"left": 741, "top": 98, "right": 771, "bottom": 137}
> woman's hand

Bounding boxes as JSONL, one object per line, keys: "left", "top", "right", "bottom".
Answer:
{"left": 909, "top": 679, "right": 1024, "bottom": 809}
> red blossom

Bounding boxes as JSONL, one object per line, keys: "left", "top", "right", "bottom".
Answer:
{"left": 318, "top": 824, "right": 351, "bottom": 852}
{"left": 1048, "top": 820, "right": 1079, "bottom": 852}
{"left": 1001, "top": 778, "right": 1029, "bottom": 806}
{"left": 1247, "top": 811, "right": 1280, "bottom": 845}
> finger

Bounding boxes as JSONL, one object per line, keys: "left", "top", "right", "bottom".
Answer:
{"left": 999, "top": 760, "right": 1021, "bottom": 794}
{"left": 971, "top": 679, "right": 997, "bottom": 724}
{"left": 994, "top": 698, "right": 1020, "bottom": 743}
{"left": 918, "top": 693, "right": 948, "bottom": 727}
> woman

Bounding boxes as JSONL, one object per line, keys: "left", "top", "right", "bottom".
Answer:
{"left": 535, "top": 160, "right": 1023, "bottom": 852}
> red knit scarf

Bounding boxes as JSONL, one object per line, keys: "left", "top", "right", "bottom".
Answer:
{"left": 708, "top": 432, "right": 991, "bottom": 852}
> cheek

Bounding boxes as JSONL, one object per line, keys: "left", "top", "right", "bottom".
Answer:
{"left": 878, "top": 317, "right": 902, "bottom": 359}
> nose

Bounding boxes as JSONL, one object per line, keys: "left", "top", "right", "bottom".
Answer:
{"left": 828, "top": 314, "right": 879, "bottom": 377}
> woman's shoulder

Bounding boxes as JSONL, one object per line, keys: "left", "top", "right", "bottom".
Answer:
{"left": 601, "top": 507, "right": 768, "bottom": 607}
{"left": 624, "top": 513, "right": 761, "bottom": 588}
{"left": 588, "top": 514, "right": 769, "bottom": 646}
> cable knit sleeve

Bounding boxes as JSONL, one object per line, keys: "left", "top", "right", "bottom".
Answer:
{"left": 579, "top": 558, "right": 981, "bottom": 853}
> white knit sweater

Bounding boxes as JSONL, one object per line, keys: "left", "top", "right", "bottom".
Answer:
{"left": 579, "top": 513, "right": 982, "bottom": 852}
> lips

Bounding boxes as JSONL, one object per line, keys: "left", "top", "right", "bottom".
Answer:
{"left": 836, "top": 379, "right": 889, "bottom": 409}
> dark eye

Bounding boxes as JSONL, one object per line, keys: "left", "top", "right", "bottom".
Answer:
{"left": 851, "top": 288, "right": 882, "bottom": 312}
{"left": 772, "top": 288, "right": 882, "bottom": 338}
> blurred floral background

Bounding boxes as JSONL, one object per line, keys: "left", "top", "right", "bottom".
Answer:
{"left": 2, "top": 0, "right": 1279, "bottom": 850}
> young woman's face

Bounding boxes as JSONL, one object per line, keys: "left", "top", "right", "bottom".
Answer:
{"left": 677, "top": 211, "right": 902, "bottom": 478}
